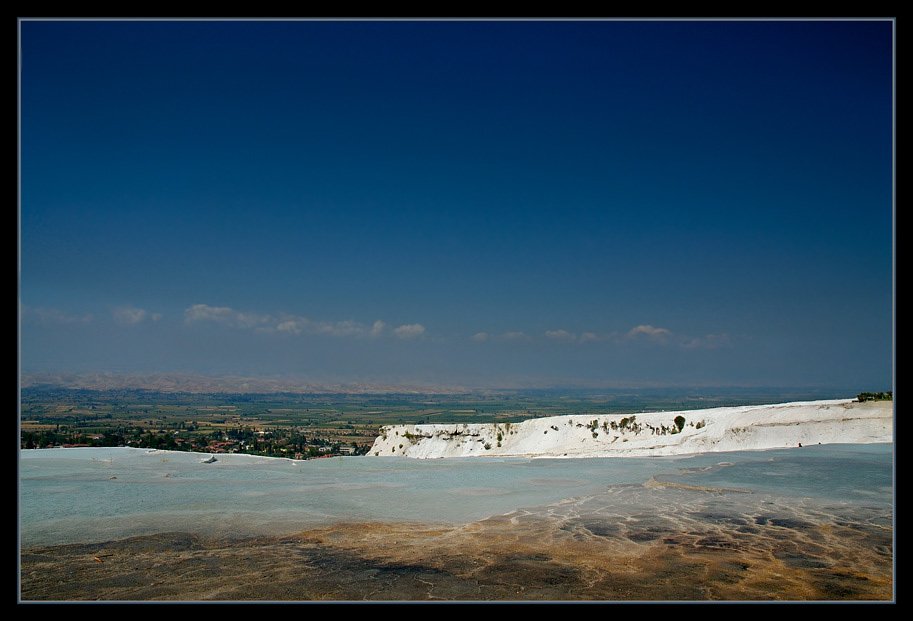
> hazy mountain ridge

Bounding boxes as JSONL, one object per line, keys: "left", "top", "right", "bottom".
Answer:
{"left": 19, "top": 372, "right": 472, "bottom": 395}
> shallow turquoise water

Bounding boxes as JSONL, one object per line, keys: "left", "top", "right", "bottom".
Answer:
{"left": 666, "top": 443, "right": 893, "bottom": 500}
{"left": 19, "top": 444, "right": 893, "bottom": 546}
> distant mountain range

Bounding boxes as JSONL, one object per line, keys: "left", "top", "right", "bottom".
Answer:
{"left": 19, "top": 372, "right": 472, "bottom": 395}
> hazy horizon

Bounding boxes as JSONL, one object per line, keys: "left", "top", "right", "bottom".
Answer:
{"left": 20, "top": 20, "right": 894, "bottom": 389}
{"left": 19, "top": 370, "right": 884, "bottom": 397}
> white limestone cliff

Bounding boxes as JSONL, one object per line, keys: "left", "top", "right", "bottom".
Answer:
{"left": 367, "top": 399, "right": 892, "bottom": 459}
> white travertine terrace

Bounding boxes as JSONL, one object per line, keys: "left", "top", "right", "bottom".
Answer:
{"left": 367, "top": 399, "right": 893, "bottom": 459}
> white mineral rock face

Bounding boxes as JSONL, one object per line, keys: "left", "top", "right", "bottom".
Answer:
{"left": 366, "top": 399, "right": 892, "bottom": 459}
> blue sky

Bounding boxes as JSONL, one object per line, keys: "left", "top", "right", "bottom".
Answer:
{"left": 20, "top": 20, "right": 893, "bottom": 389}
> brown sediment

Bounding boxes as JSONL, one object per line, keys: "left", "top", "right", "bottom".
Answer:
{"left": 20, "top": 507, "right": 893, "bottom": 601}
{"left": 643, "top": 476, "right": 752, "bottom": 494}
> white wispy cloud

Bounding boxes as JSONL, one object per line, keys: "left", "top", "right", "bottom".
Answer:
{"left": 113, "top": 306, "right": 156, "bottom": 325}
{"left": 276, "top": 319, "right": 304, "bottom": 335}
{"left": 499, "top": 331, "right": 530, "bottom": 341}
{"left": 680, "top": 333, "right": 732, "bottom": 349}
{"left": 394, "top": 323, "right": 426, "bottom": 339}
{"left": 624, "top": 324, "right": 732, "bottom": 349}
{"left": 545, "top": 329, "right": 577, "bottom": 342}
{"left": 184, "top": 304, "right": 415, "bottom": 340}
{"left": 184, "top": 304, "right": 273, "bottom": 329}
{"left": 627, "top": 324, "right": 672, "bottom": 341}
{"left": 316, "top": 320, "right": 366, "bottom": 337}
{"left": 270, "top": 316, "right": 368, "bottom": 337}
{"left": 471, "top": 323, "right": 728, "bottom": 350}
{"left": 22, "top": 306, "right": 93, "bottom": 325}
{"left": 472, "top": 330, "right": 536, "bottom": 342}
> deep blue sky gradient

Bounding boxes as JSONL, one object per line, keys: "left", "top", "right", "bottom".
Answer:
{"left": 20, "top": 20, "right": 893, "bottom": 389}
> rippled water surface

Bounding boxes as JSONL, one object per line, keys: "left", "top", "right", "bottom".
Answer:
{"left": 20, "top": 444, "right": 892, "bottom": 547}
{"left": 20, "top": 445, "right": 893, "bottom": 600}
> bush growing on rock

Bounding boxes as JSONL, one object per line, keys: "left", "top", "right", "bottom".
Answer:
{"left": 857, "top": 392, "right": 892, "bottom": 402}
